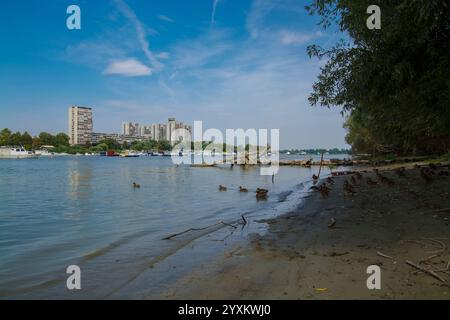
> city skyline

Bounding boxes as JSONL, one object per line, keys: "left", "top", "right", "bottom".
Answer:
{"left": 0, "top": 0, "right": 348, "bottom": 149}
{"left": 68, "top": 105, "right": 192, "bottom": 145}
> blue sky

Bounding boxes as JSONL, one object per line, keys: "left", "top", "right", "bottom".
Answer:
{"left": 0, "top": 0, "right": 348, "bottom": 148}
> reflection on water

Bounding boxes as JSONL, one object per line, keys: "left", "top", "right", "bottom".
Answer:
{"left": 0, "top": 155, "right": 348, "bottom": 298}
{"left": 68, "top": 160, "right": 93, "bottom": 202}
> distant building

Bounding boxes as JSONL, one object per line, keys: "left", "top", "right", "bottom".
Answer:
{"left": 121, "top": 122, "right": 140, "bottom": 136}
{"left": 67, "top": 106, "right": 191, "bottom": 146}
{"left": 91, "top": 132, "right": 146, "bottom": 145}
{"left": 166, "top": 117, "right": 176, "bottom": 142}
{"left": 68, "top": 106, "right": 93, "bottom": 145}
{"left": 139, "top": 125, "right": 152, "bottom": 137}
{"left": 121, "top": 118, "right": 191, "bottom": 144}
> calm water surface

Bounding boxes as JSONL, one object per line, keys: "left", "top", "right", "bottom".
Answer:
{"left": 0, "top": 154, "right": 349, "bottom": 298}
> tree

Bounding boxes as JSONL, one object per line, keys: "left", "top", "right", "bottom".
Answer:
{"left": 21, "top": 132, "right": 33, "bottom": 149}
{"left": 0, "top": 128, "right": 12, "bottom": 146}
{"left": 306, "top": 0, "right": 450, "bottom": 155}
{"left": 32, "top": 137, "right": 43, "bottom": 150}
{"left": 99, "top": 138, "right": 121, "bottom": 150}
{"left": 157, "top": 140, "right": 172, "bottom": 152}
{"left": 38, "top": 132, "right": 55, "bottom": 146}
{"left": 10, "top": 131, "right": 22, "bottom": 146}
{"left": 55, "top": 133, "right": 70, "bottom": 146}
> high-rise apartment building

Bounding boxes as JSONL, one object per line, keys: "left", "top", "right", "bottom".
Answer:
{"left": 121, "top": 122, "right": 140, "bottom": 136}
{"left": 166, "top": 118, "right": 176, "bottom": 142}
{"left": 120, "top": 118, "right": 191, "bottom": 144}
{"left": 68, "top": 106, "right": 93, "bottom": 145}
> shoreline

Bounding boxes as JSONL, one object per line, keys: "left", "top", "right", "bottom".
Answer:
{"left": 155, "top": 162, "right": 450, "bottom": 299}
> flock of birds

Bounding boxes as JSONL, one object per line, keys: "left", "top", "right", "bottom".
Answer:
{"left": 218, "top": 184, "right": 269, "bottom": 200}
{"left": 308, "top": 163, "right": 449, "bottom": 198}
{"left": 130, "top": 163, "right": 449, "bottom": 201}
{"left": 132, "top": 179, "right": 269, "bottom": 200}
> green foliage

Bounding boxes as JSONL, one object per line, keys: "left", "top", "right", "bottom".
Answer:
{"left": 157, "top": 140, "right": 172, "bottom": 152}
{"left": 0, "top": 128, "right": 12, "bottom": 145}
{"left": 0, "top": 128, "right": 79, "bottom": 153}
{"left": 281, "top": 148, "right": 350, "bottom": 154}
{"left": 306, "top": 0, "right": 450, "bottom": 155}
{"left": 0, "top": 129, "right": 34, "bottom": 149}
{"left": 55, "top": 133, "right": 70, "bottom": 146}
{"left": 38, "top": 132, "right": 55, "bottom": 145}
{"left": 98, "top": 138, "right": 121, "bottom": 150}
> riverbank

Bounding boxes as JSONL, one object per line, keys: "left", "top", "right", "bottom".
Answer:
{"left": 157, "top": 163, "right": 450, "bottom": 299}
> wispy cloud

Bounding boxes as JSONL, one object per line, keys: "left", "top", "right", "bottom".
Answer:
{"left": 114, "top": 0, "right": 163, "bottom": 71}
{"left": 158, "top": 15, "right": 174, "bottom": 23}
{"left": 103, "top": 58, "right": 152, "bottom": 77}
{"left": 155, "top": 52, "right": 170, "bottom": 60}
{"left": 246, "top": 0, "right": 306, "bottom": 39}
{"left": 211, "top": 0, "right": 220, "bottom": 25}
{"left": 171, "top": 30, "right": 232, "bottom": 71}
{"left": 279, "top": 30, "right": 322, "bottom": 46}
{"left": 246, "top": 0, "right": 275, "bottom": 38}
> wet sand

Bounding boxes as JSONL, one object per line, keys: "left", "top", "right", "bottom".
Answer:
{"left": 157, "top": 163, "right": 450, "bottom": 299}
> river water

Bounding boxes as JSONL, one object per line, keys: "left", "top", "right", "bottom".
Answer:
{"left": 0, "top": 154, "right": 349, "bottom": 298}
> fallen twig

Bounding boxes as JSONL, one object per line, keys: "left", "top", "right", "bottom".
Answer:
{"left": 162, "top": 223, "right": 222, "bottom": 240}
{"left": 420, "top": 254, "right": 439, "bottom": 263}
{"left": 221, "top": 221, "right": 238, "bottom": 229}
{"left": 422, "top": 238, "right": 447, "bottom": 255}
{"left": 405, "top": 260, "right": 448, "bottom": 284}
{"left": 377, "top": 251, "right": 394, "bottom": 260}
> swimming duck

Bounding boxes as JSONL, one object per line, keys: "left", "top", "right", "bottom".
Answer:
{"left": 132, "top": 182, "right": 141, "bottom": 188}
{"left": 256, "top": 188, "right": 268, "bottom": 199}
{"left": 239, "top": 186, "right": 248, "bottom": 192}
{"left": 219, "top": 185, "right": 228, "bottom": 191}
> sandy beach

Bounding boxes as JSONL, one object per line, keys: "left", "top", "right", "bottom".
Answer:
{"left": 157, "top": 163, "right": 450, "bottom": 299}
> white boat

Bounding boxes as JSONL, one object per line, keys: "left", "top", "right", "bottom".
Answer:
{"left": 0, "top": 146, "right": 40, "bottom": 159}
{"left": 35, "top": 149, "right": 54, "bottom": 157}
{"left": 120, "top": 151, "right": 139, "bottom": 157}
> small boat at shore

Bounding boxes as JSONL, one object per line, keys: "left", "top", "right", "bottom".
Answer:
{"left": 120, "top": 151, "right": 139, "bottom": 157}
{"left": 0, "top": 146, "right": 40, "bottom": 159}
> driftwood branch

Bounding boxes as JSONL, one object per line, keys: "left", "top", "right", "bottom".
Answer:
{"left": 377, "top": 251, "right": 394, "bottom": 260}
{"left": 317, "top": 152, "right": 324, "bottom": 179}
{"left": 221, "top": 221, "right": 237, "bottom": 229}
{"left": 163, "top": 216, "right": 249, "bottom": 240}
{"left": 405, "top": 260, "right": 448, "bottom": 284}
{"left": 162, "top": 223, "right": 221, "bottom": 240}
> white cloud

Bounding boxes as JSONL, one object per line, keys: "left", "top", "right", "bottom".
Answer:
{"left": 103, "top": 59, "right": 152, "bottom": 77}
{"left": 155, "top": 51, "right": 170, "bottom": 59}
{"left": 114, "top": 0, "right": 163, "bottom": 71}
{"left": 158, "top": 15, "right": 174, "bottom": 23}
{"left": 280, "top": 31, "right": 313, "bottom": 45}
{"left": 211, "top": 0, "right": 220, "bottom": 25}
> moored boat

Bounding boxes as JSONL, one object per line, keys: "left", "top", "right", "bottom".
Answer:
{"left": 0, "top": 146, "right": 40, "bottom": 159}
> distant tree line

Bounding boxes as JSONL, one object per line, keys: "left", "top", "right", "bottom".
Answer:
{"left": 281, "top": 148, "right": 351, "bottom": 155}
{"left": 306, "top": 0, "right": 450, "bottom": 156}
{"left": 0, "top": 128, "right": 174, "bottom": 154}
{"left": 0, "top": 128, "right": 69, "bottom": 150}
